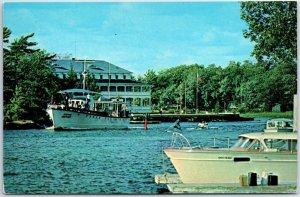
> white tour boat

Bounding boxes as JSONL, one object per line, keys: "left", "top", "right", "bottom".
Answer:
{"left": 47, "top": 89, "right": 130, "bottom": 130}
{"left": 164, "top": 122, "right": 297, "bottom": 185}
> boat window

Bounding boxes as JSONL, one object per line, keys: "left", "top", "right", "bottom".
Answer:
{"left": 232, "top": 137, "right": 254, "bottom": 149}
{"left": 277, "top": 121, "right": 283, "bottom": 128}
{"left": 241, "top": 139, "right": 254, "bottom": 149}
{"left": 268, "top": 122, "right": 275, "bottom": 128}
{"left": 264, "top": 139, "right": 296, "bottom": 151}
{"left": 232, "top": 137, "right": 247, "bottom": 148}
{"left": 286, "top": 121, "right": 293, "bottom": 127}
{"left": 288, "top": 139, "right": 297, "bottom": 151}
{"left": 247, "top": 140, "right": 261, "bottom": 150}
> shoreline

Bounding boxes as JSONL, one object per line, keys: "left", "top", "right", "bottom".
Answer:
{"left": 3, "top": 111, "right": 292, "bottom": 130}
{"left": 4, "top": 120, "right": 45, "bottom": 130}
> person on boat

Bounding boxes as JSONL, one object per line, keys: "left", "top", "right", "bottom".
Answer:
{"left": 64, "top": 94, "right": 69, "bottom": 110}
{"left": 120, "top": 104, "right": 128, "bottom": 117}
{"left": 85, "top": 101, "right": 90, "bottom": 110}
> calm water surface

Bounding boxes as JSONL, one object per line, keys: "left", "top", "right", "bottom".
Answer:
{"left": 3, "top": 118, "right": 268, "bottom": 194}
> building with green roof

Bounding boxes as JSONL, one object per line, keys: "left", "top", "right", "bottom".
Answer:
{"left": 52, "top": 58, "right": 152, "bottom": 113}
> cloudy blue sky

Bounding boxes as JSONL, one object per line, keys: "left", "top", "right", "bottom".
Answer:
{"left": 4, "top": 2, "right": 255, "bottom": 76}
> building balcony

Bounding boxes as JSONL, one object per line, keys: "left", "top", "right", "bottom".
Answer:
{"left": 101, "top": 91, "right": 151, "bottom": 97}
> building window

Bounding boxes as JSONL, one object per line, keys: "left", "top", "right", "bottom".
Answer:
{"left": 100, "top": 86, "right": 108, "bottom": 91}
{"left": 134, "top": 98, "right": 141, "bottom": 106}
{"left": 126, "top": 98, "right": 133, "bottom": 106}
{"left": 116, "top": 75, "right": 119, "bottom": 80}
{"left": 100, "top": 75, "right": 103, "bottom": 79}
{"left": 134, "top": 86, "right": 141, "bottom": 92}
{"left": 123, "top": 75, "right": 126, "bottom": 80}
{"left": 126, "top": 86, "right": 133, "bottom": 92}
{"left": 110, "top": 86, "right": 116, "bottom": 92}
{"left": 109, "top": 75, "right": 111, "bottom": 80}
{"left": 142, "top": 86, "right": 150, "bottom": 92}
{"left": 142, "top": 98, "right": 150, "bottom": 106}
{"left": 117, "top": 86, "right": 125, "bottom": 92}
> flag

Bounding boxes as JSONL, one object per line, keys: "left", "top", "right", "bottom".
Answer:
{"left": 173, "top": 119, "right": 181, "bottom": 131}
{"left": 166, "top": 119, "right": 182, "bottom": 132}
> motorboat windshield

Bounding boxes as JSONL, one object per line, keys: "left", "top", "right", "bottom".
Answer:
{"left": 231, "top": 132, "right": 297, "bottom": 152}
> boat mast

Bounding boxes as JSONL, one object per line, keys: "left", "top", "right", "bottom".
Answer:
{"left": 196, "top": 70, "right": 199, "bottom": 114}
{"left": 82, "top": 58, "right": 87, "bottom": 90}
{"left": 185, "top": 82, "right": 187, "bottom": 114}
{"left": 108, "top": 62, "right": 111, "bottom": 99}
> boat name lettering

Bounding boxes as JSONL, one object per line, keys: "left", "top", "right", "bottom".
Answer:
{"left": 218, "top": 156, "right": 232, "bottom": 160}
{"left": 62, "top": 113, "right": 72, "bottom": 118}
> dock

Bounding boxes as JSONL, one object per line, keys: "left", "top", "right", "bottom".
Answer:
{"left": 155, "top": 173, "right": 297, "bottom": 194}
{"left": 131, "top": 113, "right": 253, "bottom": 123}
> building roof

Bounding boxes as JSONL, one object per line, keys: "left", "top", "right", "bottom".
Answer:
{"left": 52, "top": 59, "right": 132, "bottom": 74}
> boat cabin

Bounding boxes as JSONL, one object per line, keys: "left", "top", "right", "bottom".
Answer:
{"left": 231, "top": 132, "right": 297, "bottom": 153}
{"left": 49, "top": 89, "right": 130, "bottom": 118}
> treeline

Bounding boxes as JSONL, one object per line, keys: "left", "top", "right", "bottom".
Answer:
{"left": 138, "top": 60, "right": 296, "bottom": 113}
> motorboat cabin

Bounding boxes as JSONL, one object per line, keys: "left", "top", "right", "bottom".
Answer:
{"left": 265, "top": 118, "right": 293, "bottom": 132}
{"left": 231, "top": 132, "right": 297, "bottom": 152}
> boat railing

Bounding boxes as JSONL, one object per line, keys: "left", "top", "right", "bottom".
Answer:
{"left": 171, "top": 132, "right": 192, "bottom": 150}
{"left": 210, "top": 137, "right": 233, "bottom": 150}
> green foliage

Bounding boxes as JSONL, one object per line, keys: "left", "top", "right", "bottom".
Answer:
{"left": 240, "top": 1, "right": 297, "bottom": 66}
{"left": 139, "top": 59, "right": 296, "bottom": 113}
{"left": 5, "top": 86, "right": 26, "bottom": 121}
{"left": 3, "top": 27, "right": 11, "bottom": 44}
{"left": 63, "top": 64, "right": 79, "bottom": 89}
{"left": 134, "top": 98, "right": 140, "bottom": 106}
{"left": 85, "top": 72, "right": 98, "bottom": 91}
{"left": 3, "top": 27, "right": 59, "bottom": 124}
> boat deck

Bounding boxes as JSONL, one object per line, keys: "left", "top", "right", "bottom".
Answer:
{"left": 155, "top": 173, "right": 297, "bottom": 194}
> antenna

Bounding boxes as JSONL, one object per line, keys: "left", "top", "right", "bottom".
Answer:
{"left": 108, "top": 62, "right": 111, "bottom": 99}
{"left": 82, "top": 57, "right": 87, "bottom": 90}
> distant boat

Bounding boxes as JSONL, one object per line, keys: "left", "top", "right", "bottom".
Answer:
{"left": 196, "top": 121, "right": 208, "bottom": 129}
{"left": 264, "top": 118, "right": 294, "bottom": 132}
{"left": 47, "top": 89, "right": 130, "bottom": 130}
{"left": 164, "top": 120, "right": 297, "bottom": 185}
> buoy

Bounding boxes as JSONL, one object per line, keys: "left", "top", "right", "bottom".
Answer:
{"left": 144, "top": 116, "right": 148, "bottom": 130}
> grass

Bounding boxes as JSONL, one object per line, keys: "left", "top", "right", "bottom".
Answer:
{"left": 240, "top": 111, "right": 293, "bottom": 118}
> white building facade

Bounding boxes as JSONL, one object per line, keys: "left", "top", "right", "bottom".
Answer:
{"left": 52, "top": 58, "right": 152, "bottom": 113}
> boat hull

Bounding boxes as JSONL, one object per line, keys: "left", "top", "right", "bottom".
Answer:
{"left": 164, "top": 149, "right": 297, "bottom": 185}
{"left": 47, "top": 108, "right": 130, "bottom": 130}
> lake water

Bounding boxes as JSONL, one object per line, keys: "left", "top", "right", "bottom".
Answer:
{"left": 3, "top": 118, "right": 268, "bottom": 194}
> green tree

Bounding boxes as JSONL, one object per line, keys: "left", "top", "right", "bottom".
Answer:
{"left": 86, "top": 72, "right": 98, "bottom": 91}
{"left": 3, "top": 27, "right": 11, "bottom": 44}
{"left": 4, "top": 30, "right": 40, "bottom": 104}
{"left": 3, "top": 28, "right": 58, "bottom": 124}
{"left": 199, "top": 64, "right": 222, "bottom": 110}
{"left": 62, "top": 64, "right": 80, "bottom": 89}
{"left": 240, "top": 1, "right": 297, "bottom": 66}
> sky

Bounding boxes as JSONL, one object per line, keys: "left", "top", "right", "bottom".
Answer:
{"left": 3, "top": 1, "right": 255, "bottom": 76}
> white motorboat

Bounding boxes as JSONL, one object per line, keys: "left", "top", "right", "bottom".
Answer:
{"left": 264, "top": 118, "right": 294, "bottom": 132}
{"left": 197, "top": 121, "right": 208, "bottom": 129}
{"left": 47, "top": 89, "right": 130, "bottom": 130}
{"left": 164, "top": 123, "right": 297, "bottom": 185}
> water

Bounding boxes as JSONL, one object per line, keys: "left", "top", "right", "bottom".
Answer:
{"left": 3, "top": 118, "right": 268, "bottom": 194}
